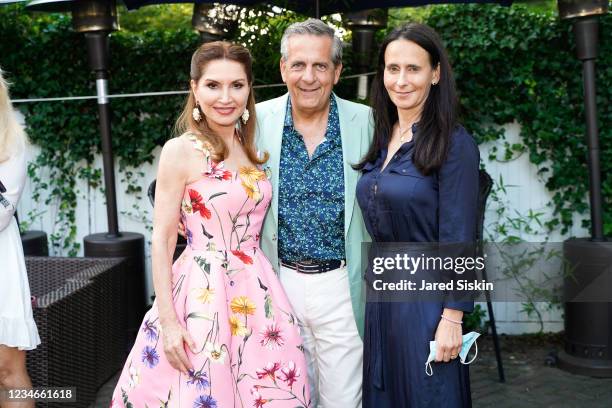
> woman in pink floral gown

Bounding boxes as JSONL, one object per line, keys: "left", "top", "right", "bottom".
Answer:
{"left": 111, "top": 42, "right": 310, "bottom": 408}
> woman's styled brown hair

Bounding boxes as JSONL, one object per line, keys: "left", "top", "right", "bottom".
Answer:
{"left": 175, "top": 41, "right": 267, "bottom": 165}
{"left": 355, "top": 23, "right": 457, "bottom": 175}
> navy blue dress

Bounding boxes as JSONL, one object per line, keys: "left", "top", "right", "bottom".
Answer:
{"left": 356, "top": 125, "right": 480, "bottom": 408}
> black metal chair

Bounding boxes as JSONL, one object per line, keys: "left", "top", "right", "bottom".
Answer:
{"left": 148, "top": 179, "right": 187, "bottom": 262}
{"left": 477, "top": 169, "right": 505, "bottom": 382}
{"left": 147, "top": 179, "right": 156, "bottom": 208}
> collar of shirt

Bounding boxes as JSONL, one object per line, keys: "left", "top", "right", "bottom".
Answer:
{"left": 374, "top": 122, "right": 419, "bottom": 167}
{"left": 283, "top": 94, "right": 340, "bottom": 146}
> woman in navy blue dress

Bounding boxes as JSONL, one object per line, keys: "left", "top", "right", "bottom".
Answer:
{"left": 355, "top": 23, "right": 479, "bottom": 407}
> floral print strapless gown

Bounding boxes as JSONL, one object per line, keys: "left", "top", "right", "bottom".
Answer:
{"left": 111, "top": 134, "right": 310, "bottom": 408}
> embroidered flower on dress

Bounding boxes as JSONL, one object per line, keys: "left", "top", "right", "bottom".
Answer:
{"left": 181, "top": 199, "right": 193, "bottom": 214}
{"left": 243, "top": 183, "right": 261, "bottom": 202}
{"left": 188, "top": 189, "right": 212, "bottom": 219}
{"left": 141, "top": 319, "right": 158, "bottom": 342}
{"left": 230, "top": 296, "right": 256, "bottom": 315}
{"left": 239, "top": 166, "right": 265, "bottom": 202}
{"left": 252, "top": 390, "right": 267, "bottom": 408}
{"left": 256, "top": 362, "right": 280, "bottom": 380}
{"left": 186, "top": 227, "right": 193, "bottom": 246}
{"left": 141, "top": 345, "right": 160, "bottom": 368}
{"left": 231, "top": 250, "right": 253, "bottom": 265}
{"left": 205, "top": 161, "right": 232, "bottom": 181}
{"left": 277, "top": 361, "right": 301, "bottom": 388}
{"left": 239, "top": 166, "right": 265, "bottom": 185}
{"left": 259, "top": 322, "right": 285, "bottom": 350}
{"left": 128, "top": 364, "right": 140, "bottom": 389}
{"left": 190, "top": 134, "right": 213, "bottom": 156}
{"left": 187, "top": 369, "right": 210, "bottom": 391}
{"left": 193, "top": 394, "right": 217, "bottom": 408}
{"left": 203, "top": 342, "right": 227, "bottom": 364}
{"left": 194, "top": 287, "right": 215, "bottom": 304}
{"left": 229, "top": 314, "right": 249, "bottom": 337}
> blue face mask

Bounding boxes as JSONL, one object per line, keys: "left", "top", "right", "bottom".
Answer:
{"left": 425, "top": 331, "right": 481, "bottom": 376}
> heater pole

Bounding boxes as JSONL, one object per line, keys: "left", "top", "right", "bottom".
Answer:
{"left": 573, "top": 18, "right": 604, "bottom": 240}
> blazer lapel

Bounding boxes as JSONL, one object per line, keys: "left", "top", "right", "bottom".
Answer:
{"left": 263, "top": 93, "right": 288, "bottom": 226}
{"left": 337, "top": 95, "right": 361, "bottom": 237}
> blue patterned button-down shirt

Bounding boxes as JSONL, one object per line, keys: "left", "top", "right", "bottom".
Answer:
{"left": 278, "top": 95, "right": 345, "bottom": 262}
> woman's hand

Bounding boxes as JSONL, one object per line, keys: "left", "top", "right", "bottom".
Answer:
{"left": 151, "top": 137, "right": 194, "bottom": 374}
{"left": 434, "top": 308, "right": 463, "bottom": 362}
{"left": 161, "top": 319, "right": 196, "bottom": 375}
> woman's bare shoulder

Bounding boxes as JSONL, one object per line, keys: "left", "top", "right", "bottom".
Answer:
{"left": 161, "top": 134, "right": 195, "bottom": 158}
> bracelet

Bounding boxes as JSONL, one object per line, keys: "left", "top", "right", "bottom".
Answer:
{"left": 440, "top": 314, "right": 463, "bottom": 325}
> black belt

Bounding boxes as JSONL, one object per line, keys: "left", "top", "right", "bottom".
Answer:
{"left": 280, "top": 259, "right": 345, "bottom": 274}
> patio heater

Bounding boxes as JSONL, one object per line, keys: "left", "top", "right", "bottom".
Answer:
{"left": 192, "top": 2, "right": 240, "bottom": 42}
{"left": 556, "top": 0, "right": 612, "bottom": 377}
{"left": 345, "top": 9, "right": 387, "bottom": 100}
{"left": 27, "top": 0, "right": 146, "bottom": 343}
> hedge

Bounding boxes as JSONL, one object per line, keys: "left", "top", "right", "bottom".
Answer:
{"left": 0, "top": 3, "right": 609, "bottom": 253}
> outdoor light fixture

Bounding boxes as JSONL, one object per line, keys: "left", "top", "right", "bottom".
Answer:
{"left": 192, "top": 2, "right": 240, "bottom": 42}
{"left": 27, "top": 0, "right": 120, "bottom": 236}
{"left": 558, "top": 0, "right": 608, "bottom": 19}
{"left": 556, "top": 0, "right": 611, "bottom": 378}
{"left": 346, "top": 9, "right": 387, "bottom": 100}
{"left": 27, "top": 0, "right": 146, "bottom": 344}
{"left": 28, "top": 0, "right": 119, "bottom": 31}
{"left": 558, "top": 0, "right": 607, "bottom": 240}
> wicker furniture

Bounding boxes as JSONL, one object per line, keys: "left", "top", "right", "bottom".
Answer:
{"left": 25, "top": 257, "right": 128, "bottom": 408}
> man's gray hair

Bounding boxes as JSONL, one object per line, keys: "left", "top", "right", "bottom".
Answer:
{"left": 280, "top": 18, "right": 343, "bottom": 66}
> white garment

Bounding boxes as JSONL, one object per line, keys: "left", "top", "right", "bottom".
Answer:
{"left": 280, "top": 265, "right": 363, "bottom": 408}
{"left": 0, "top": 143, "right": 40, "bottom": 350}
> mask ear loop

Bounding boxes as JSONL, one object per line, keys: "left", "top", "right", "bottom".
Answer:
{"left": 425, "top": 362, "right": 433, "bottom": 376}
{"left": 461, "top": 341, "right": 478, "bottom": 365}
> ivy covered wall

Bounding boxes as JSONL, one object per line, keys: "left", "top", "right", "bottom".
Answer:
{"left": 1, "top": 4, "right": 610, "bottom": 255}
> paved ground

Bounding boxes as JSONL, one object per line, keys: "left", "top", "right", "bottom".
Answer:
{"left": 470, "top": 334, "right": 612, "bottom": 408}
{"left": 92, "top": 334, "right": 612, "bottom": 407}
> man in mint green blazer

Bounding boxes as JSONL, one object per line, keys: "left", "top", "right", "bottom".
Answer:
{"left": 255, "top": 19, "right": 372, "bottom": 408}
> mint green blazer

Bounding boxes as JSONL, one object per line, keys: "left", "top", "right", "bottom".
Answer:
{"left": 255, "top": 93, "right": 373, "bottom": 338}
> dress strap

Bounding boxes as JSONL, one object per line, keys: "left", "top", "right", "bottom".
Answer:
{"left": 186, "top": 132, "right": 213, "bottom": 155}
{"left": 186, "top": 132, "right": 214, "bottom": 175}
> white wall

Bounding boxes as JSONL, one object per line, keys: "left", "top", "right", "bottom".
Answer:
{"left": 478, "top": 122, "right": 588, "bottom": 334}
{"left": 16, "top": 113, "right": 589, "bottom": 334}
{"left": 17, "top": 143, "right": 161, "bottom": 300}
